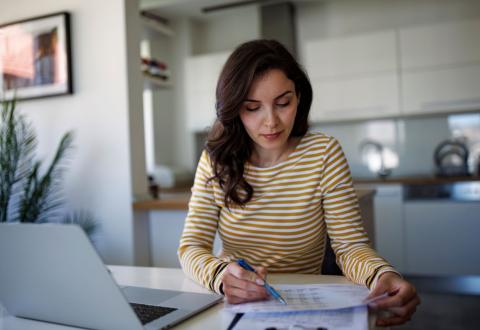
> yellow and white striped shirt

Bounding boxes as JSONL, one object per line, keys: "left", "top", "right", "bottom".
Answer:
{"left": 178, "top": 132, "right": 396, "bottom": 294}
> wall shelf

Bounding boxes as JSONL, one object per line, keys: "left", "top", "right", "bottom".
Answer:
{"left": 143, "top": 73, "right": 172, "bottom": 89}
{"left": 141, "top": 16, "right": 174, "bottom": 37}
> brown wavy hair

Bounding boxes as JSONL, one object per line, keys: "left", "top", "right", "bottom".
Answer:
{"left": 206, "top": 39, "right": 312, "bottom": 208}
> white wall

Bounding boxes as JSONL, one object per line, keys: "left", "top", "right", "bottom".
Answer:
{"left": 0, "top": 0, "right": 147, "bottom": 264}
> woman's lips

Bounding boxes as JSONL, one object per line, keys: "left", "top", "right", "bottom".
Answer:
{"left": 261, "top": 131, "right": 282, "bottom": 140}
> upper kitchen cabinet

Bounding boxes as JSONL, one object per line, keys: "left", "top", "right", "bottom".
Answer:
{"left": 310, "top": 75, "right": 399, "bottom": 121}
{"left": 400, "top": 18, "right": 480, "bottom": 115}
{"left": 304, "top": 30, "right": 400, "bottom": 122}
{"left": 402, "top": 65, "right": 480, "bottom": 115}
{"left": 400, "top": 19, "right": 480, "bottom": 68}
{"left": 305, "top": 30, "right": 398, "bottom": 78}
{"left": 185, "top": 51, "right": 230, "bottom": 132}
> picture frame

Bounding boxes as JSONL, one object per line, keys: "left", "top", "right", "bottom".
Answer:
{"left": 0, "top": 12, "right": 73, "bottom": 101}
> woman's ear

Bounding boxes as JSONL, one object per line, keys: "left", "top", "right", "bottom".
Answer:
{"left": 297, "top": 93, "right": 301, "bottom": 104}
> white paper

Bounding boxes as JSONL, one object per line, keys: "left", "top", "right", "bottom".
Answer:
{"left": 233, "top": 306, "right": 369, "bottom": 330}
{"left": 225, "top": 284, "right": 370, "bottom": 313}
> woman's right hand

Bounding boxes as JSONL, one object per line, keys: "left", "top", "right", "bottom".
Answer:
{"left": 221, "top": 262, "right": 269, "bottom": 304}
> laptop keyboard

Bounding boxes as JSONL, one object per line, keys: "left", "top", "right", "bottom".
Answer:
{"left": 130, "top": 303, "right": 177, "bottom": 325}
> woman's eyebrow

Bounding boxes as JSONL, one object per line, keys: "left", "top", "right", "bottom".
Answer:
{"left": 244, "top": 90, "right": 294, "bottom": 103}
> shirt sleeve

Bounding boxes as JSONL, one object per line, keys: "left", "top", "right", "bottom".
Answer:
{"left": 177, "top": 151, "right": 229, "bottom": 294}
{"left": 320, "top": 137, "right": 399, "bottom": 289}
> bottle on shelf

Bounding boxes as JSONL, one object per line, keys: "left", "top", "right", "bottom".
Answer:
{"left": 141, "top": 57, "right": 170, "bottom": 81}
{"left": 148, "top": 175, "right": 159, "bottom": 199}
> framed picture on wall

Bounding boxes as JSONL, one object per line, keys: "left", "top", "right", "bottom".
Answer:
{"left": 0, "top": 12, "right": 73, "bottom": 101}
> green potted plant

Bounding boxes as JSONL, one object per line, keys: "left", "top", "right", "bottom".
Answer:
{"left": 0, "top": 98, "right": 98, "bottom": 241}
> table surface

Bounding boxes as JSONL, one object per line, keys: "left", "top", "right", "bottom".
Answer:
{"left": 0, "top": 266, "right": 374, "bottom": 330}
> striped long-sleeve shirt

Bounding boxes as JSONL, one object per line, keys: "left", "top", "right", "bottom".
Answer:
{"left": 178, "top": 132, "right": 397, "bottom": 294}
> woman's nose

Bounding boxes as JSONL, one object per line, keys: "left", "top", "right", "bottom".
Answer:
{"left": 264, "top": 108, "right": 278, "bottom": 128}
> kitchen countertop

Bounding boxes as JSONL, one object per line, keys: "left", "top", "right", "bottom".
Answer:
{"left": 133, "top": 176, "right": 480, "bottom": 211}
{"left": 133, "top": 187, "right": 375, "bottom": 211}
{"left": 133, "top": 192, "right": 192, "bottom": 210}
{"left": 353, "top": 175, "right": 480, "bottom": 185}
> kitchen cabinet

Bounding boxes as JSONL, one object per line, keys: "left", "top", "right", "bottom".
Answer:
{"left": 149, "top": 210, "right": 186, "bottom": 267}
{"left": 356, "top": 184, "right": 406, "bottom": 272}
{"left": 304, "top": 18, "right": 480, "bottom": 121}
{"left": 359, "top": 180, "right": 480, "bottom": 276}
{"left": 304, "top": 30, "right": 400, "bottom": 122}
{"left": 372, "top": 185, "right": 406, "bottom": 272}
{"left": 404, "top": 200, "right": 480, "bottom": 275}
{"left": 402, "top": 65, "right": 480, "bottom": 115}
{"left": 399, "top": 19, "right": 480, "bottom": 69}
{"left": 305, "top": 30, "right": 398, "bottom": 79}
{"left": 399, "top": 18, "right": 480, "bottom": 115}
{"left": 309, "top": 74, "right": 399, "bottom": 122}
{"left": 185, "top": 51, "right": 230, "bottom": 132}
{"left": 149, "top": 210, "right": 223, "bottom": 268}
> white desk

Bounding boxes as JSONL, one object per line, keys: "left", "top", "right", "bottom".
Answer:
{"left": 0, "top": 266, "right": 375, "bottom": 329}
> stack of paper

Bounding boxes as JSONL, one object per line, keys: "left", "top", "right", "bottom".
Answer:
{"left": 226, "top": 284, "right": 373, "bottom": 330}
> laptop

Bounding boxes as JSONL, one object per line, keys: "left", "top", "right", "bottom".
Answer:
{"left": 0, "top": 223, "right": 222, "bottom": 330}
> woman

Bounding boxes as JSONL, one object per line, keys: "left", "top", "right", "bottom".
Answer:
{"left": 178, "top": 39, "right": 419, "bottom": 327}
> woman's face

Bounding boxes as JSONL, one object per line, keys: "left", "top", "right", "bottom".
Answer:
{"left": 239, "top": 69, "right": 298, "bottom": 157}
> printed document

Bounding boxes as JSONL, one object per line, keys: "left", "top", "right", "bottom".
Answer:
{"left": 225, "top": 284, "right": 370, "bottom": 313}
{"left": 233, "top": 306, "right": 368, "bottom": 330}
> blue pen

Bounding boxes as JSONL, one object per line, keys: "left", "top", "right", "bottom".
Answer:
{"left": 237, "top": 259, "right": 287, "bottom": 305}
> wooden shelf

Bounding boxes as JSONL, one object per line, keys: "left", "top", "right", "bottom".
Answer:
{"left": 143, "top": 73, "right": 173, "bottom": 89}
{"left": 141, "top": 16, "right": 174, "bottom": 37}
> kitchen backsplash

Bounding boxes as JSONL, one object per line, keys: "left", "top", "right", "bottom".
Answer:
{"left": 311, "top": 112, "right": 480, "bottom": 178}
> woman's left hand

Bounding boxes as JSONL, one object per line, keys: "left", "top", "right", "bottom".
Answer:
{"left": 366, "top": 271, "right": 421, "bottom": 327}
